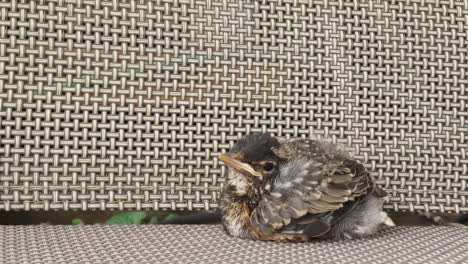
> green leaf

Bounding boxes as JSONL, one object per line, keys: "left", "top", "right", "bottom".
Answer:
{"left": 164, "top": 213, "right": 179, "bottom": 221}
{"left": 149, "top": 216, "right": 158, "bottom": 224}
{"left": 72, "top": 218, "right": 85, "bottom": 225}
{"left": 105, "top": 212, "right": 147, "bottom": 225}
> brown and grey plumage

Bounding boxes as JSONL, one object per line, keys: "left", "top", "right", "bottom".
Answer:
{"left": 219, "top": 133, "right": 389, "bottom": 242}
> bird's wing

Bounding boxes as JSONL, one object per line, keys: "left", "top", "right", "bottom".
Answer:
{"left": 250, "top": 140, "right": 385, "bottom": 235}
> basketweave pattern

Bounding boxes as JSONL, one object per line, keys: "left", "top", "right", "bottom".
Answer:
{"left": 0, "top": 0, "right": 467, "bottom": 212}
{"left": 2, "top": 225, "right": 468, "bottom": 264}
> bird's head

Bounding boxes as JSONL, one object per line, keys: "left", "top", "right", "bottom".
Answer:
{"left": 219, "top": 133, "right": 282, "bottom": 188}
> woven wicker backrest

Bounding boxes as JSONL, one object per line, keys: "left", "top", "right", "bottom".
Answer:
{"left": 0, "top": 0, "right": 466, "bottom": 213}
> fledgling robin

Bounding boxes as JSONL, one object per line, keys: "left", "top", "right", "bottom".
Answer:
{"left": 219, "top": 133, "right": 390, "bottom": 242}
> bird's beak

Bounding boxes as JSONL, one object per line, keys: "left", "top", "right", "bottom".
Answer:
{"left": 219, "top": 155, "right": 262, "bottom": 178}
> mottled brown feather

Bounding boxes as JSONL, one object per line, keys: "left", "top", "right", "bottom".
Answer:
{"left": 222, "top": 135, "right": 387, "bottom": 242}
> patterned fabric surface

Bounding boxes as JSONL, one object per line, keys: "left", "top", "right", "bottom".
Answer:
{"left": 0, "top": 0, "right": 467, "bottom": 212}
{"left": 0, "top": 225, "right": 467, "bottom": 264}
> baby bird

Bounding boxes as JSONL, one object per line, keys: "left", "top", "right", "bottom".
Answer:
{"left": 219, "top": 133, "right": 388, "bottom": 242}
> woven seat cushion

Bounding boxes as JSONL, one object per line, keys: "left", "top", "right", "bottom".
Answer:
{"left": 1, "top": 225, "right": 467, "bottom": 264}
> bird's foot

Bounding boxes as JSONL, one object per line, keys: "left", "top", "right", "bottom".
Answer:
{"left": 248, "top": 224, "right": 309, "bottom": 242}
{"left": 256, "top": 232, "right": 309, "bottom": 243}
{"left": 276, "top": 234, "right": 309, "bottom": 243}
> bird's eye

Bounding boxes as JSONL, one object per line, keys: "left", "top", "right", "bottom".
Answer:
{"left": 262, "top": 162, "right": 274, "bottom": 172}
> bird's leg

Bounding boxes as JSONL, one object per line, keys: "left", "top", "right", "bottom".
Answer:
{"left": 262, "top": 233, "right": 309, "bottom": 243}
{"left": 247, "top": 226, "right": 309, "bottom": 243}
